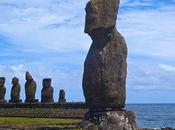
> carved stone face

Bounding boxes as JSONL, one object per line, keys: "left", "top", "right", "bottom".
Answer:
{"left": 84, "top": 0, "right": 119, "bottom": 35}
{"left": 12, "top": 77, "right": 19, "bottom": 85}
{"left": 43, "top": 78, "right": 51, "bottom": 88}
{"left": 0, "top": 77, "right": 5, "bottom": 87}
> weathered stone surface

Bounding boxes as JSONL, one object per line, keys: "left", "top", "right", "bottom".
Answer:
{"left": 0, "top": 102, "right": 87, "bottom": 109}
{"left": 83, "top": 0, "right": 127, "bottom": 110}
{"left": 0, "top": 77, "right": 6, "bottom": 102}
{"left": 41, "top": 78, "right": 54, "bottom": 103}
{"left": 59, "top": 89, "right": 66, "bottom": 103}
{"left": 25, "top": 71, "right": 38, "bottom": 102}
{"left": 81, "top": 111, "right": 137, "bottom": 130}
{"left": 10, "top": 77, "right": 21, "bottom": 102}
{"left": 0, "top": 107, "right": 87, "bottom": 119}
{"left": 84, "top": 0, "right": 120, "bottom": 34}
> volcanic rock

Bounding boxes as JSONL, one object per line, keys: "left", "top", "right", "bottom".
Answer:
{"left": 59, "top": 89, "right": 66, "bottom": 103}
{"left": 82, "top": 0, "right": 127, "bottom": 110}
{"left": 0, "top": 77, "right": 6, "bottom": 103}
{"left": 25, "top": 71, "right": 38, "bottom": 103}
{"left": 81, "top": 111, "right": 137, "bottom": 130}
{"left": 10, "top": 77, "right": 22, "bottom": 103}
{"left": 41, "top": 78, "right": 54, "bottom": 103}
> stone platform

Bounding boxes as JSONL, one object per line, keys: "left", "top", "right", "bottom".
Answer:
{"left": 81, "top": 110, "right": 138, "bottom": 130}
{"left": 0, "top": 102, "right": 87, "bottom": 109}
{"left": 9, "top": 100, "right": 22, "bottom": 103}
{"left": 25, "top": 99, "right": 39, "bottom": 103}
{"left": 0, "top": 100, "right": 7, "bottom": 103}
{"left": 0, "top": 102, "right": 88, "bottom": 119}
{"left": 0, "top": 108, "right": 88, "bottom": 119}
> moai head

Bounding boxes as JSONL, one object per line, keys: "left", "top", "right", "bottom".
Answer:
{"left": 84, "top": 0, "right": 120, "bottom": 36}
{"left": 12, "top": 77, "right": 19, "bottom": 86}
{"left": 43, "top": 78, "right": 51, "bottom": 88}
{"left": 0, "top": 77, "right": 5, "bottom": 87}
{"left": 84, "top": 0, "right": 120, "bottom": 47}
{"left": 25, "top": 71, "right": 33, "bottom": 81}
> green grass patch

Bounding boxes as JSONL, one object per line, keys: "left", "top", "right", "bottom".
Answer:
{"left": 0, "top": 117, "right": 82, "bottom": 129}
{"left": 43, "top": 125, "right": 80, "bottom": 129}
{"left": 0, "top": 117, "right": 81, "bottom": 124}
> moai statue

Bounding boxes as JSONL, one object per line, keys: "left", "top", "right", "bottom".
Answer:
{"left": 58, "top": 89, "right": 66, "bottom": 103}
{"left": 83, "top": 0, "right": 127, "bottom": 111}
{"left": 81, "top": 0, "right": 138, "bottom": 130}
{"left": 25, "top": 71, "right": 38, "bottom": 103}
{"left": 41, "top": 78, "right": 54, "bottom": 103}
{"left": 0, "top": 77, "right": 6, "bottom": 103}
{"left": 9, "top": 77, "right": 22, "bottom": 103}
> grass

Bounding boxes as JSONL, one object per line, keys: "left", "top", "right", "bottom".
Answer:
{"left": 0, "top": 117, "right": 82, "bottom": 129}
{"left": 44, "top": 125, "right": 80, "bottom": 129}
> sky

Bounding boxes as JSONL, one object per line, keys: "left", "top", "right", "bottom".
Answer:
{"left": 0, "top": 0, "right": 175, "bottom": 103}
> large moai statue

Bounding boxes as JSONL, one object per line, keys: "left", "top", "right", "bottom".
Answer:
{"left": 41, "top": 78, "right": 54, "bottom": 103}
{"left": 58, "top": 89, "right": 66, "bottom": 103}
{"left": 9, "top": 77, "right": 22, "bottom": 103}
{"left": 25, "top": 71, "right": 38, "bottom": 103}
{"left": 83, "top": 0, "right": 127, "bottom": 111}
{"left": 81, "top": 0, "right": 138, "bottom": 130}
{"left": 0, "top": 77, "right": 6, "bottom": 103}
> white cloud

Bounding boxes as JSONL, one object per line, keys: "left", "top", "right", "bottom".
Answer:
{"left": 120, "top": 0, "right": 158, "bottom": 7}
{"left": 118, "top": 5, "right": 175, "bottom": 60}
{"left": 159, "top": 64, "right": 175, "bottom": 72}
{"left": 120, "top": 0, "right": 129, "bottom": 5}
{"left": 124, "top": 1, "right": 153, "bottom": 7}
{"left": 127, "top": 63, "right": 175, "bottom": 91}
{"left": 0, "top": 64, "right": 26, "bottom": 77}
{"left": 0, "top": 0, "right": 91, "bottom": 52}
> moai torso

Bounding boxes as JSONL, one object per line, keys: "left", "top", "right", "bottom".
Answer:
{"left": 25, "top": 71, "right": 37, "bottom": 102}
{"left": 0, "top": 77, "right": 6, "bottom": 101}
{"left": 41, "top": 78, "right": 54, "bottom": 103}
{"left": 25, "top": 80, "right": 36, "bottom": 101}
{"left": 83, "top": 0, "right": 127, "bottom": 110}
{"left": 11, "top": 77, "right": 21, "bottom": 100}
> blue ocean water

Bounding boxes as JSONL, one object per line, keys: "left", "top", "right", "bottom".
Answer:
{"left": 126, "top": 104, "right": 175, "bottom": 129}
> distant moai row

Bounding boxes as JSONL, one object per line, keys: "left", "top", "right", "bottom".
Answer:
{"left": 0, "top": 71, "right": 66, "bottom": 103}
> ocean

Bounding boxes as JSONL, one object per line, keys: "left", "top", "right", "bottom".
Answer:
{"left": 126, "top": 104, "right": 175, "bottom": 129}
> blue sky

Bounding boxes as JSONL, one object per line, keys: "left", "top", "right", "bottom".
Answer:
{"left": 0, "top": 0, "right": 175, "bottom": 103}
